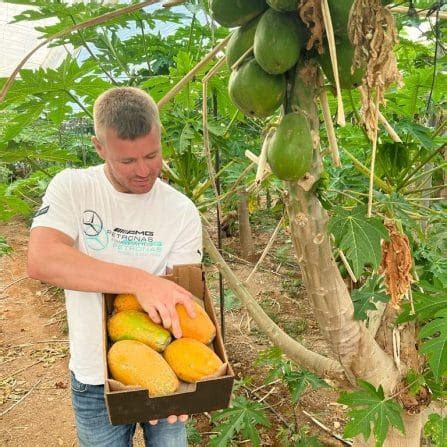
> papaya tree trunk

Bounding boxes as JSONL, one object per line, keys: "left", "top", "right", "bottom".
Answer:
{"left": 285, "top": 62, "right": 426, "bottom": 445}
{"left": 237, "top": 190, "right": 255, "bottom": 261}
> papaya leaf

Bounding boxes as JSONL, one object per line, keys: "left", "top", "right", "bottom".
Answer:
{"left": 351, "top": 274, "right": 389, "bottom": 320}
{"left": 256, "top": 347, "right": 291, "bottom": 383}
{"left": 0, "top": 185, "right": 32, "bottom": 221}
{"left": 0, "top": 144, "right": 79, "bottom": 164}
{"left": 396, "top": 282, "right": 447, "bottom": 325}
{"left": 210, "top": 396, "right": 270, "bottom": 447}
{"left": 329, "top": 206, "right": 389, "bottom": 278}
{"left": 284, "top": 369, "right": 329, "bottom": 404}
{"left": 424, "top": 414, "right": 447, "bottom": 447}
{"left": 413, "top": 285, "right": 447, "bottom": 322}
{"left": 0, "top": 101, "right": 45, "bottom": 141}
{"left": 338, "top": 381, "right": 404, "bottom": 447}
{"left": 419, "top": 308, "right": 447, "bottom": 380}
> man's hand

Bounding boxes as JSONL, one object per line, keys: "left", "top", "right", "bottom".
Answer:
{"left": 136, "top": 276, "right": 196, "bottom": 339}
{"left": 149, "top": 414, "right": 188, "bottom": 425}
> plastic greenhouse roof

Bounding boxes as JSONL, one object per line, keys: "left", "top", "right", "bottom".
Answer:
{"left": 0, "top": 3, "right": 76, "bottom": 78}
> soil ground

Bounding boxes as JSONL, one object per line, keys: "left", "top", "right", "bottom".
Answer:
{"left": 0, "top": 217, "right": 348, "bottom": 446}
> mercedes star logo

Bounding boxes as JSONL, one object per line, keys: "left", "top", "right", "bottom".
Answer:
{"left": 82, "top": 210, "right": 103, "bottom": 237}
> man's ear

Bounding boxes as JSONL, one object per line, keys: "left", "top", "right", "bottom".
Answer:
{"left": 92, "top": 136, "right": 105, "bottom": 160}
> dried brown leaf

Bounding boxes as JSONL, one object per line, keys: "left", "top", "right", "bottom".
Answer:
{"left": 299, "top": 0, "right": 324, "bottom": 54}
{"left": 380, "top": 222, "right": 413, "bottom": 308}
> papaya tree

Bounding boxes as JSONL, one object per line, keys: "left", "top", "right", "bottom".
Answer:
{"left": 0, "top": 0, "right": 445, "bottom": 445}
{"left": 205, "top": 0, "right": 446, "bottom": 446}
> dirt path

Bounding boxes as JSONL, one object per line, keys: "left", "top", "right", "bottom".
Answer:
{"left": 0, "top": 219, "right": 346, "bottom": 446}
{"left": 0, "top": 219, "right": 75, "bottom": 446}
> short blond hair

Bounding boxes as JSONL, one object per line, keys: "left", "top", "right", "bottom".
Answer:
{"left": 93, "top": 87, "right": 160, "bottom": 140}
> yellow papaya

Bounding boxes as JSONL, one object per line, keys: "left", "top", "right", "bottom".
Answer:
{"left": 175, "top": 301, "right": 216, "bottom": 344}
{"left": 163, "top": 338, "right": 224, "bottom": 383}
{"left": 108, "top": 340, "right": 179, "bottom": 397}
{"left": 113, "top": 294, "right": 143, "bottom": 313}
{"left": 107, "top": 310, "right": 171, "bottom": 352}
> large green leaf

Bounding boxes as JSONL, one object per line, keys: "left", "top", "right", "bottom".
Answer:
{"left": 419, "top": 308, "right": 447, "bottom": 380}
{"left": 339, "top": 381, "right": 405, "bottom": 447}
{"left": 329, "top": 206, "right": 389, "bottom": 278}
{"left": 351, "top": 274, "right": 389, "bottom": 321}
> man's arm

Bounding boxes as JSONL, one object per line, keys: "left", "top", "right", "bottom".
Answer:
{"left": 27, "top": 227, "right": 195, "bottom": 338}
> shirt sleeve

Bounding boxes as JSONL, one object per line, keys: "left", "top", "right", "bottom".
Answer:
{"left": 166, "top": 202, "right": 202, "bottom": 269}
{"left": 31, "top": 169, "right": 78, "bottom": 240}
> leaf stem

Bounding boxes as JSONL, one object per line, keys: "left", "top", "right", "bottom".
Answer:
{"left": 396, "top": 143, "right": 446, "bottom": 191}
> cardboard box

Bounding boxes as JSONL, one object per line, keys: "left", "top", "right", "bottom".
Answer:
{"left": 103, "top": 264, "right": 235, "bottom": 425}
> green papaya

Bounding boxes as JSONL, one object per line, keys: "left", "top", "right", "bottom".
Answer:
{"left": 226, "top": 16, "right": 261, "bottom": 69}
{"left": 267, "top": 112, "right": 313, "bottom": 180}
{"left": 266, "top": 0, "right": 298, "bottom": 12}
{"left": 254, "top": 9, "right": 304, "bottom": 75}
{"left": 107, "top": 310, "right": 172, "bottom": 352}
{"left": 327, "top": 0, "right": 353, "bottom": 37}
{"left": 229, "top": 59, "right": 285, "bottom": 118}
{"left": 210, "top": 0, "right": 268, "bottom": 28}
{"left": 318, "top": 39, "right": 364, "bottom": 89}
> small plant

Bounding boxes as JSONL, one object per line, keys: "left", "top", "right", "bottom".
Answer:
{"left": 210, "top": 395, "right": 271, "bottom": 446}
{"left": 256, "top": 347, "right": 329, "bottom": 403}
{"left": 186, "top": 418, "right": 203, "bottom": 446}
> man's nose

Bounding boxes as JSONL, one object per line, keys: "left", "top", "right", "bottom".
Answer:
{"left": 135, "top": 159, "right": 150, "bottom": 177}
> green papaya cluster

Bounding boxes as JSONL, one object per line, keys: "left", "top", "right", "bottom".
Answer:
{"left": 211, "top": 1, "right": 312, "bottom": 180}
{"left": 209, "top": 0, "right": 371, "bottom": 181}
{"left": 219, "top": 2, "right": 307, "bottom": 120}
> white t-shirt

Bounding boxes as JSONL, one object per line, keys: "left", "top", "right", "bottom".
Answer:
{"left": 31, "top": 165, "right": 202, "bottom": 384}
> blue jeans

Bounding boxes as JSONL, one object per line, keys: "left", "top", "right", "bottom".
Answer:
{"left": 70, "top": 371, "right": 187, "bottom": 447}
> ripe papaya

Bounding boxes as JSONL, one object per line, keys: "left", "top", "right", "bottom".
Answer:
{"left": 107, "top": 310, "right": 172, "bottom": 352}
{"left": 164, "top": 338, "right": 224, "bottom": 383}
{"left": 317, "top": 39, "right": 364, "bottom": 89}
{"left": 254, "top": 8, "right": 304, "bottom": 75}
{"left": 175, "top": 301, "right": 216, "bottom": 344}
{"left": 226, "top": 16, "right": 260, "bottom": 69}
{"left": 210, "top": 0, "right": 267, "bottom": 28}
{"left": 108, "top": 340, "right": 179, "bottom": 397}
{"left": 266, "top": 0, "right": 298, "bottom": 12}
{"left": 267, "top": 111, "right": 313, "bottom": 181}
{"left": 113, "top": 294, "right": 143, "bottom": 313}
{"left": 229, "top": 58, "right": 285, "bottom": 118}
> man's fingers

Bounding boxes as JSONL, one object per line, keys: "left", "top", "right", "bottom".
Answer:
{"left": 147, "top": 307, "right": 161, "bottom": 324}
{"left": 167, "top": 415, "right": 177, "bottom": 424}
{"left": 178, "top": 295, "right": 196, "bottom": 319}
{"left": 170, "top": 312, "right": 182, "bottom": 339}
{"left": 157, "top": 305, "right": 172, "bottom": 330}
{"left": 178, "top": 414, "right": 188, "bottom": 423}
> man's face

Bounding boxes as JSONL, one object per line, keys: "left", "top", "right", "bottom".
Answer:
{"left": 93, "top": 126, "right": 163, "bottom": 194}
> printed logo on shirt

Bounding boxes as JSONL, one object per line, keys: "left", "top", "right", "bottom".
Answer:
{"left": 109, "top": 227, "right": 164, "bottom": 256}
{"left": 82, "top": 210, "right": 109, "bottom": 251}
{"left": 81, "top": 210, "right": 163, "bottom": 256}
{"left": 34, "top": 205, "right": 49, "bottom": 218}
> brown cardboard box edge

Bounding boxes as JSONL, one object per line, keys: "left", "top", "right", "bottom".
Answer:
{"left": 103, "top": 264, "right": 235, "bottom": 425}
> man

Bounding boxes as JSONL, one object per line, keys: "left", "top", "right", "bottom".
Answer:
{"left": 27, "top": 87, "right": 202, "bottom": 446}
